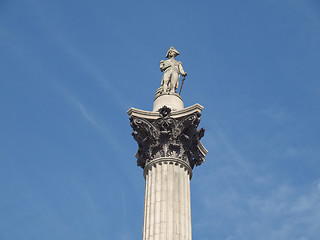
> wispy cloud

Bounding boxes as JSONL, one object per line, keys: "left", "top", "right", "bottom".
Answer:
{"left": 77, "top": 102, "right": 99, "bottom": 127}
{"left": 65, "top": 46, "right": 129, "bottom": 111}
{"left": 195, "top": 173, "right": 320, "bottom": 239}
{"left": 247, "top": 180, "right": 320, "bottom": 239}
{"left": 193, "top": 117, "right": 320, "bottom": 239}
{"left": 58, "top": 87, "right": 122, "bottom": 152}
{"left": 204, "top": 118, "right": 254, "bottom": 179}
{"left": 260, "top": 106, "right": 289, "bottom": 123}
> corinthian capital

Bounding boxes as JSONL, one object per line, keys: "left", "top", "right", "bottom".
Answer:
{"left": 129, "top": 105, "right": 207, "bottom": 169}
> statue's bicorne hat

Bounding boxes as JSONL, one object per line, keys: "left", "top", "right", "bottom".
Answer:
{"left": 165, "top": 46, "right": 180, "bottom": 58}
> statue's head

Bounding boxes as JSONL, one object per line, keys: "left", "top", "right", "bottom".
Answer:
{"left": 165, "top": 46, "right": 180, "bottom": 58}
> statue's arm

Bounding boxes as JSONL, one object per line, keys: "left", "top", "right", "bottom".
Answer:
{"left": 160, "top": 60, "right": 171, "bottom": 72}
{"left": 178, "top": 61, "right": 187, "bottom": 77}
{"left": 160, "top": 60, "right": 165, "bottom": 72}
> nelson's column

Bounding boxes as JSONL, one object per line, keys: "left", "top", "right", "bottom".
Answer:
{"left": 127, "top": 46, "right": 207, "bottom": 240}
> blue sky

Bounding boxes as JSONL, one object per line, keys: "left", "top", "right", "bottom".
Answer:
{"left": 1, "top": 0, "right": 320, "bottom": 239}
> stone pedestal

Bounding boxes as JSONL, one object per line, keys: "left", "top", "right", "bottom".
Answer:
{"left": 128, "top": 98, "right": 207, "bottom": 240}
{"left": 153, "top": 93, "right": 184, "bottom": 112}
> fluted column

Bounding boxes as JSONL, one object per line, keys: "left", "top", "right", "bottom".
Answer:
{"left": 142, "top": 158, "right": 192, "bottom": 240}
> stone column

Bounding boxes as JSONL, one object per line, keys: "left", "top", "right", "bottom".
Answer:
{"left": 142, "top": 158, "right": 192, "bottom": 240}
{"left": 128, "top": 99, "right": 207, "bottom": 240}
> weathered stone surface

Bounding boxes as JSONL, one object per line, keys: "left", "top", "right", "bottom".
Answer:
{"left": 157, "top": 46, "right": 187, "bottom": 97}
{"left": 142, "top": 158, "right": 192, "bottom": 240}
{"left": 129, "top": 106, "right": 206, "bottom": 169}
{"left": 153, "top": 93, "right": 184, "bottom": 112}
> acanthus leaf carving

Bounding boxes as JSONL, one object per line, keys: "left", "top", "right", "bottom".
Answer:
{"left": 130, "top": 106, "right": 206, "bottom": 169}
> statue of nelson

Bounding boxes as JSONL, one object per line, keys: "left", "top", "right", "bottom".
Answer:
{"left": 159, "top": 46, "right": 187, "bottom": 94}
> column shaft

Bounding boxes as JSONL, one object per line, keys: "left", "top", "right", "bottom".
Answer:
{"left": 143, "top": 158, "right": 192, "bottom": 240}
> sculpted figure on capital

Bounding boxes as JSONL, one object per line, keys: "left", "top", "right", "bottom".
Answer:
{"left": 159, "top": 46, "right": 187, "bottom": 94}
